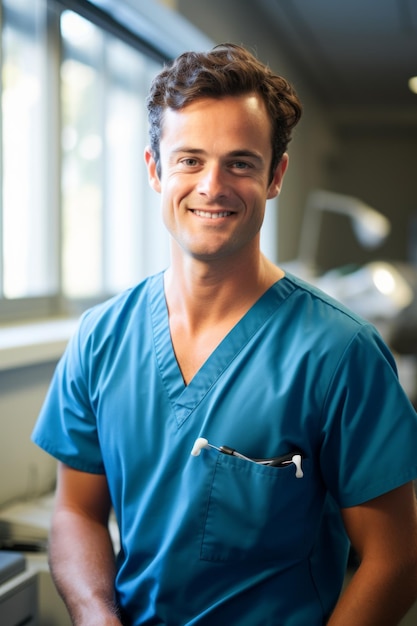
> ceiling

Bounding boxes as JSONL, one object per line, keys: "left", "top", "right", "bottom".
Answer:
{"left": 256, "top": 0, "right": 417, "bottom": 127}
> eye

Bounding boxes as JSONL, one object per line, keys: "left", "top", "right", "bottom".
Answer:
{"left": 180, "top": 157, "right": 199, "bottom": 167}
{"left": 230, "top": 160, "right": 254, "bottom": 173}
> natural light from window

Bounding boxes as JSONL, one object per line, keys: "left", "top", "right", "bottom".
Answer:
{"left": 2, "top": 0, "right": 53, "bottom": 299}
{"left": 0, "top": 1, "right": 169, "bottom": 316}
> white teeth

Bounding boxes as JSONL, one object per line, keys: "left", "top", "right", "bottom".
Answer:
{"left": 193, "top": 210, "right": 232, "bottom": 219}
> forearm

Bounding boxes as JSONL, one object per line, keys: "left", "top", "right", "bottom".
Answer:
{"left": 327, "top": 559, "right": 417, "bottom": 626}
{"left": 49, "top": 508, "right": 122, "bottom": 625}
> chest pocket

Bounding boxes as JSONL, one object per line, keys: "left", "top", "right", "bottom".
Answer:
{"left": 199, "top": 453, "right": 320, "bottom": 563}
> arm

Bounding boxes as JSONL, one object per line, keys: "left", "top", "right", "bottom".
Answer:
{"left": 328, "top": 482, "right": 417, "bottom": 626}
{"left": 49, "top": 462, "right": 122, "bottom": 626}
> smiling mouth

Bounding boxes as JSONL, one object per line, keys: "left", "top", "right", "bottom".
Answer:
{"left": 192, "top": 209, "right": 233, "bottom": 219}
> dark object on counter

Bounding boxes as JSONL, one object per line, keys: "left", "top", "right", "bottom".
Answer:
{"left": 0, "top": 551, "right": 25, "bottom": 585}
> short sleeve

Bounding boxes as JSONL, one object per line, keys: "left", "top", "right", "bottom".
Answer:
{"left": 31, "top": 311, "right": 105, "bottom": 474}
{"left": 320, "top": 324, "right": 417, "bottom": 508}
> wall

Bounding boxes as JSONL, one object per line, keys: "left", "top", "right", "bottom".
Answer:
{"left": 0, "top": 362, "right": 58, "bottom": 508}
{"left": 329, "top": 125, "right": 417, "bottom": 266}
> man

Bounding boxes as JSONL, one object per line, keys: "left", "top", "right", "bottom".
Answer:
{"left": 32, "top": 43, "right": 417, "bottom": 625}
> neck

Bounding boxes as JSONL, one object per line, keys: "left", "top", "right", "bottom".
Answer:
{"left": 164, "top": 246, "right": 284, "bottom": 330}
{"left": 163, "top": 243, "right": 285, "bottom": 384}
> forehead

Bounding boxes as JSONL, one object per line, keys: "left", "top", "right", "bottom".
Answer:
{"left": 160, "top": 94, "right": 272, "bottom": 151}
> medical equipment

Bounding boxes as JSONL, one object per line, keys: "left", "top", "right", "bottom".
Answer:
{"left": 191, "top": 437, "right": 304, "bottom": 478}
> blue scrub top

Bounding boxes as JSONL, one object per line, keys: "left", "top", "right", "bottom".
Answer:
{"left": 32, "top": 272, "right": 417, "bottom": 625}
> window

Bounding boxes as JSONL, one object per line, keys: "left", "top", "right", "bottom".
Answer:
{"left": 60, "top": 10, "right": 168, "bottom": 299}
{"left": 2, "top": 0, "right": 53, "bottom": 300}
{"left": 0, "top": 0, "right": 169, "bottom": 321}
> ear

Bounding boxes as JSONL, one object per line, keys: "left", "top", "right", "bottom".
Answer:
{"left": 144, "top": 146, "right": 161, "bottom": 193}
{"left": 267, "top": 153, "right": 289, "bottom": 200}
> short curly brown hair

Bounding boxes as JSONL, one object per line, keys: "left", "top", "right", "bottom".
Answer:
{"left": 146, "top": 43, "right": 302, "bottom": 181}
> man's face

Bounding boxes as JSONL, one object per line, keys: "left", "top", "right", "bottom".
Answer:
{"left": 145, "top": 94, "right": 287, "bottom": 264}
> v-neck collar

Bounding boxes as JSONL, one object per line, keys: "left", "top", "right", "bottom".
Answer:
{"left": 149, "top": 272, "right": 294, "bottom": 427}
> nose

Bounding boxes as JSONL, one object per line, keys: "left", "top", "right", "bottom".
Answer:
{"left": 196, "top": 163, "right": 229, "bottom": 201}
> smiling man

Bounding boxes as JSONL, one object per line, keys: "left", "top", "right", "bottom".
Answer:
{"left": 32, "top": 44, "right": 417, "bottom": 625}
{"left": 146, "top": 94, "right": 287, "bottom": 268}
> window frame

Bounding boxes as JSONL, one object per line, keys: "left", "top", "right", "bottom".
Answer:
{"left": 0, "top": 0, "right": 212, "bottom": 323}
{"left": 0, "top": 0, "right": 62, "bottom": 317}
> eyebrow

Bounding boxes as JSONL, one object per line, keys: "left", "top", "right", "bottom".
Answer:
{"left": 170, "top": 147, "right": 265, "bottom": 164}
{"left": 227, "top": 149, "right": 265, "bottom": 164}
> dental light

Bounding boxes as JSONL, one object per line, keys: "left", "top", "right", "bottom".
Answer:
{"left": 297, "top": 189, "right": 391, "bottom": 271}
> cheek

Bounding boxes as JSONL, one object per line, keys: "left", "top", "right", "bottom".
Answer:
{"left": 246, "top": 192, "right": 268, "bottom": 227}
{"left": 159, "top": 186, "right": 182, "bottom": 228}
{"left": 161, "top": 176, "right": 194, "bottom": 211}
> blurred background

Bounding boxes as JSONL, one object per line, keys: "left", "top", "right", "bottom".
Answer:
{"left": 0, "top": 1, "right": 416, "bottom": 622}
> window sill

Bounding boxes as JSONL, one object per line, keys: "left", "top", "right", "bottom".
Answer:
{"left": 0, "top": 318, "right": 78, "bottom": 371}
